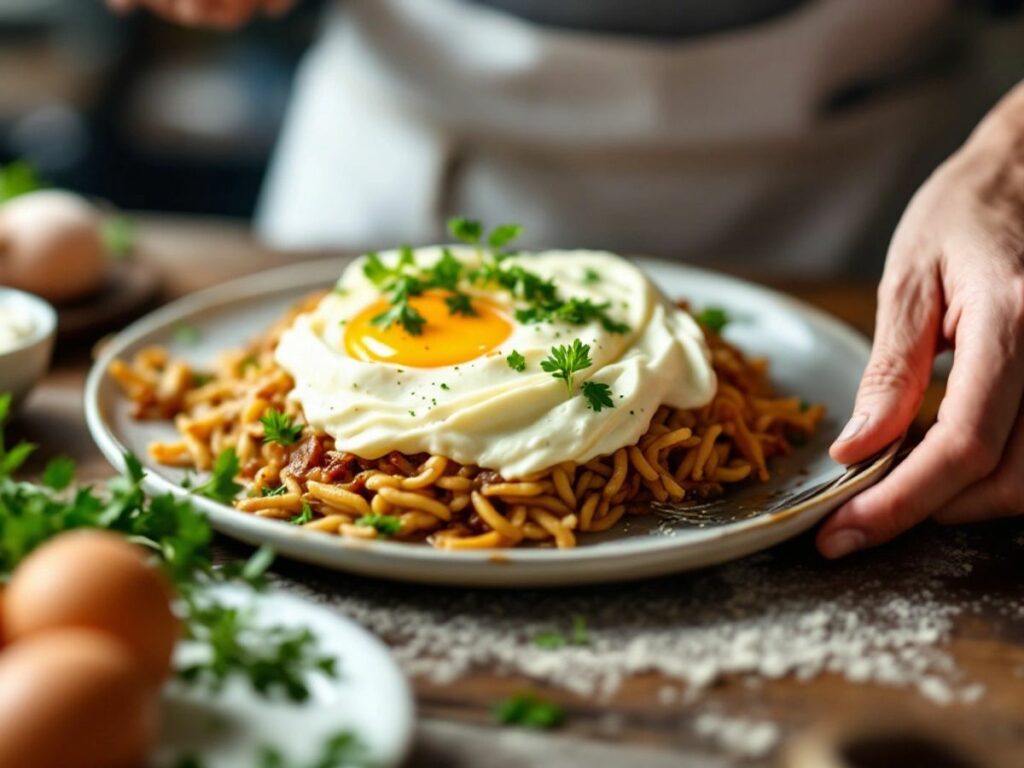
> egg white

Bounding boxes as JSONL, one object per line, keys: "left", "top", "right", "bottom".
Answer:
{"left": 275, "top": 247, "right": 716, "bottom": 478}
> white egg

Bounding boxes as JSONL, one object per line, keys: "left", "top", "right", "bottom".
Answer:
{"left": 0, "top": 190, "right": 107, "bottom": 305}
{"left": 275, "top": 247, "right": 715, "bottom": 477}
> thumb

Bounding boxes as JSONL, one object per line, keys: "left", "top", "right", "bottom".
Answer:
{"left": 830, "top": 270, "right": 942, "bottom": 465}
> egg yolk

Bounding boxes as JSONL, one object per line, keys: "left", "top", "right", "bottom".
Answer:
{"left": 345, "top": 290, "right": 513, "bottom": 367}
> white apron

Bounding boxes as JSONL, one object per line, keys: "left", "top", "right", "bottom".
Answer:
{"left": 256, "top": 0, "right": 959, "bottom": 276}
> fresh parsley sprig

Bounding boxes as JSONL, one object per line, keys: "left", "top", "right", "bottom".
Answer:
{"left": 696, "top": 306, "right": 730, "bottom": 334}
{"left": 355, "top": 513, "right": 402, "bottom": 537}
{"left": 506, "top": 350, "right": 527, "bottom": 372}
{"left": 581, "top": 381, "right": 614, "bottom": 412}
{"left": 192, "top": 448, "right": 243, "bottom": 504}
{"left": 261, "top": 408, "right": 304, "bottom": 446}
{"left": 541, "top": 340, "right": 593, "bottom": 396}
{"left": 494, "top": 691, "right": 566, "bottom": 730}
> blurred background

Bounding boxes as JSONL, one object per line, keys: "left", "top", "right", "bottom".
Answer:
{"left": 3, "top": 1, "right": 1024, "bottom": 274}
{"left": 0, "top": 0, "right": 325, "bottom": 218}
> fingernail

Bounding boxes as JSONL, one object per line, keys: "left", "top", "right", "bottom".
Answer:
{"left": 821, "top": 529, "right": 867, "bottom": 559}
{"left": 835, "top": 413, "right": 867, "bottom": 443}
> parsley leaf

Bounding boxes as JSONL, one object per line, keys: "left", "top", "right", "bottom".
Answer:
{"left": 445, "top": 292, "right": 477, "bottom": 317}
{"left": 371, "top": 300, "right": 426, "bottom": 336}
{"left": 429, "top": 248, "right": 463, "bottom": 290}
{"left": 494, "top": 692, "right": 566, "bottom": 730}
{"left": 541, "top": 340, "right": 593, "bottom": 396}
{"left": 696, "top": 306, "right": 730, "bottom": 334}
{"left": 0, "top": 161, "right": 43, "bottom": 203}
{"left": 260, "top": 484, "right": 288, "bottom": 497}
{"left": 290, "top": 502, "right": 314, "bottom": 525}
{"left": 42, "top": 456, "right": 76, "bottom": 490}
{"left": 355, "top": 513, "right": 402, "bottom": 537}
{"left": 535, "top": 614, "right": 589, "bottom": 650}
{"left": 192, "top": 448, "right": 243, "bottom": 504}
{"left": 174, "top": 323, "right": 201, "bottom": 345}
{"left": 362, "top": 252, "right": 390, "bottom": 286}
{"left": 583, "top": 268, "right": 600, "bottom": 285}
{"left": 260, "top": 409, "right": 303, "bottom": 446}
{"left": 506, "top": 350, "right": 527, "bottom": 372}
{"left": 488, "top": 223, "right": 523, "bottom": 250}
{"left": 534, "top": 631, "right": 566, "bottom": 650}
{"left": 581, "top": 381, "right": 614, "bottom": 412}
{"left": 448, "top": 217, "right": 483, "bottom": 245}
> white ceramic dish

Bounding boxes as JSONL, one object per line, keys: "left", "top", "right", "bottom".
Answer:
{"left": 85, "top": 257, "right": 897, "bottom": 587}
{"left": 153, "top": 582, "right": 414, "bottom": 768}
{"left": 0, "top": 287, "right": 56, "bottom": 409}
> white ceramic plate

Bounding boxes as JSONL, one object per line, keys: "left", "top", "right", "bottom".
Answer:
{"left": 85, "top": 257, "right": 896, "bottom": 587}
{"left": 153, "top": 583, "right": 414, "bottom": 767}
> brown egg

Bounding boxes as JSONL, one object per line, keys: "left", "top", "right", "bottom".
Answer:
{"left": 0, "top": 628, "right": 157, "bottom": 768}
{"left": 4, "top": 530, "right": 179, "bottom": 682}
{"left": 0, "top": 190, "right": 108, "bottom": 304}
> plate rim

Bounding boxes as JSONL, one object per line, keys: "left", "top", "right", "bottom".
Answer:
{"left": 84, "top": 255, "right": 894, "bottom": 580}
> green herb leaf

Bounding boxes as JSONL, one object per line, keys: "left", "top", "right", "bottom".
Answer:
{"left": 448, "top": 217, "right": 483, "bottom": 245}
{"left": 541, "top": 340, "right": 593, "bottom": 396}
{"left": 260, "top": 409, "right": 303, "bottom": 446}
{"left": 101, "top": 215, "right": 136, "bottom": 260}
{"left": 445, "top": 292, "right": 477, "bottom": 317}
{"left": 362, "top": 252, "right": 390, "bottom": 286}
{"left": 429, "top": 248, "right": 463, "bottom": 290}
{"left": 570, "top": 614, "right": 589, "bottom": 645}
{"left": 0, "top": 161, "right": 44, "bottom": 203}
{"left": 261, "top": 484, "right": 288, "bottom": 497}
{"left": 42, "top": 456, "right": 76, "bottom": 490}
{"left": 581, "top": 381, "right": 614, "bottom": 412}
{"left": 506, "top": 350, "right": 527, "bottom": 372}
{"left": 488, "top": 223, "right": 523, "bottom": 250}
{"left": 696, "top": 306, "right": 730, "bottom": 334}
{"left": 534, "top": 631, "right": 566, "bottom": 649}
{"left": 174, "top": 323, "right": 201, "bottom": 346}
{"left": 371, "top": 300, "right": 426, "bottom": 336}
{"left": 290, "top": 502, "right": 314, "bottom": 525}
{"left": 355, "top": 513, "right": 402, "bottom": 537}
{"left": 583, "top": 268, "right": 600, "bottom": 285}
{"left": 494, "top": 692, "right": 566, "bottom": 730}
{"left": 192, "top": 448, "right": 243, "bottom": 504}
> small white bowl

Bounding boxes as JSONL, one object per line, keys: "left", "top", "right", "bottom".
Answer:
{"left": 0, "top": 287, "right": 57, "bottom": 410}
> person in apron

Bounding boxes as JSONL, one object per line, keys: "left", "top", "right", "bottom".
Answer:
{"left": 109, "top": 0, "right": 1024, "bottom": 558}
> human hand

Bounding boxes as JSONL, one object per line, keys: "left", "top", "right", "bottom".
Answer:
{"left": 106, "top": 0, "right": 295, "bottom": 29}
{"left": 817, "top": 82, "right": 1024, "bottom": 558}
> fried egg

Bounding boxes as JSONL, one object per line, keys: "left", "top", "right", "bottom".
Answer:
{"left": 275, "top": 247, "right": 716, "bottom": 478}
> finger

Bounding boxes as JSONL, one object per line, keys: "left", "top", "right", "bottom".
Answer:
{"left": 819, "top": 300, "right": 1024, "bottom": 557}
{"left": 935, "top": 399, "right": 1024, "bottom": 524}
{"left": 830, "top": 266, "right": 942, "bottom": 466}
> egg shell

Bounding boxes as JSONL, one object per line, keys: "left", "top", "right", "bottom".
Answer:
{"left": 0, "top": 628, "right": 158, "bottom": 768}
{"left": 3, "top": 530, "right": 179, "bottom": 682}
{"left": 0, "top": 190, "right": 107, "bottom": 304}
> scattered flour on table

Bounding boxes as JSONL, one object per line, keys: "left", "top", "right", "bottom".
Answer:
{"left": 278, "top": 527, "right": 1022, "bottom": 706}
{"left": 693, "top": 712, "right": 780, "bottom": 759}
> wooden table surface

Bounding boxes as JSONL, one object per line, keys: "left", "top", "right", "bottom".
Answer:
{"left": 11, "top": 216, "right": 1024, "bottom": 768}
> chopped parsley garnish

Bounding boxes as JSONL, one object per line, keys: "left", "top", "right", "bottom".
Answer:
{"left": 448, "top": 217, "right": 483, "bottom": 245}
{"left": 174, "top": 323, "right": 201, "bottom": 345}
{"left": 356, "top": 513, "right": 402, "bottom": 537}
{"left": 290, "top": 502, "right": 314, "bottom": 525}
{"left": 429, "top": 248, "right": 463, "bottom": 290}
{"left": 583, "top": 268, "right": 600, "bottom": 285}
{"left": 192, "top": 447, "right": 243, "bottom": 504}
{"left": 553, "top": 298, "right": 628, "bottom": 334}
{"left": 0, "top": 160, "right": 43, "bottom": 203}
{"left": 41, "top": 456, "right": 76, "bottom": 490}
{"left": 261, "top": 484, "right": 288, "bottom": 498}
{"left": 260, "top": 409, "right": 303, "bottom": 446}
{"left": 541, "top": 340, "right": 592, "bottom": 396}
{"left": 506, "top": 350, "right": 527, "bottom": 372}
{"left": 372, "top": 300, "right": 426, "bottom": 336}
{"left": 440, "top": 383, "right": 450, "bottom": 390}
{"left": 494, "top": 692, "right": 566, "bottom": 730}
{"left": 581, "top": 381, "right": 614, "bottom": 412}
{"left": 488, "top": 223, "right": 523, "bottom": 249}
{"left": 445, "top": 292, "right": 477, "bottom": 317}
{"left": 696, "top": 306, "right": 730, "bottom": 334}
{"left": 257, "top": 731, "right": 369, "bottom": 768}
